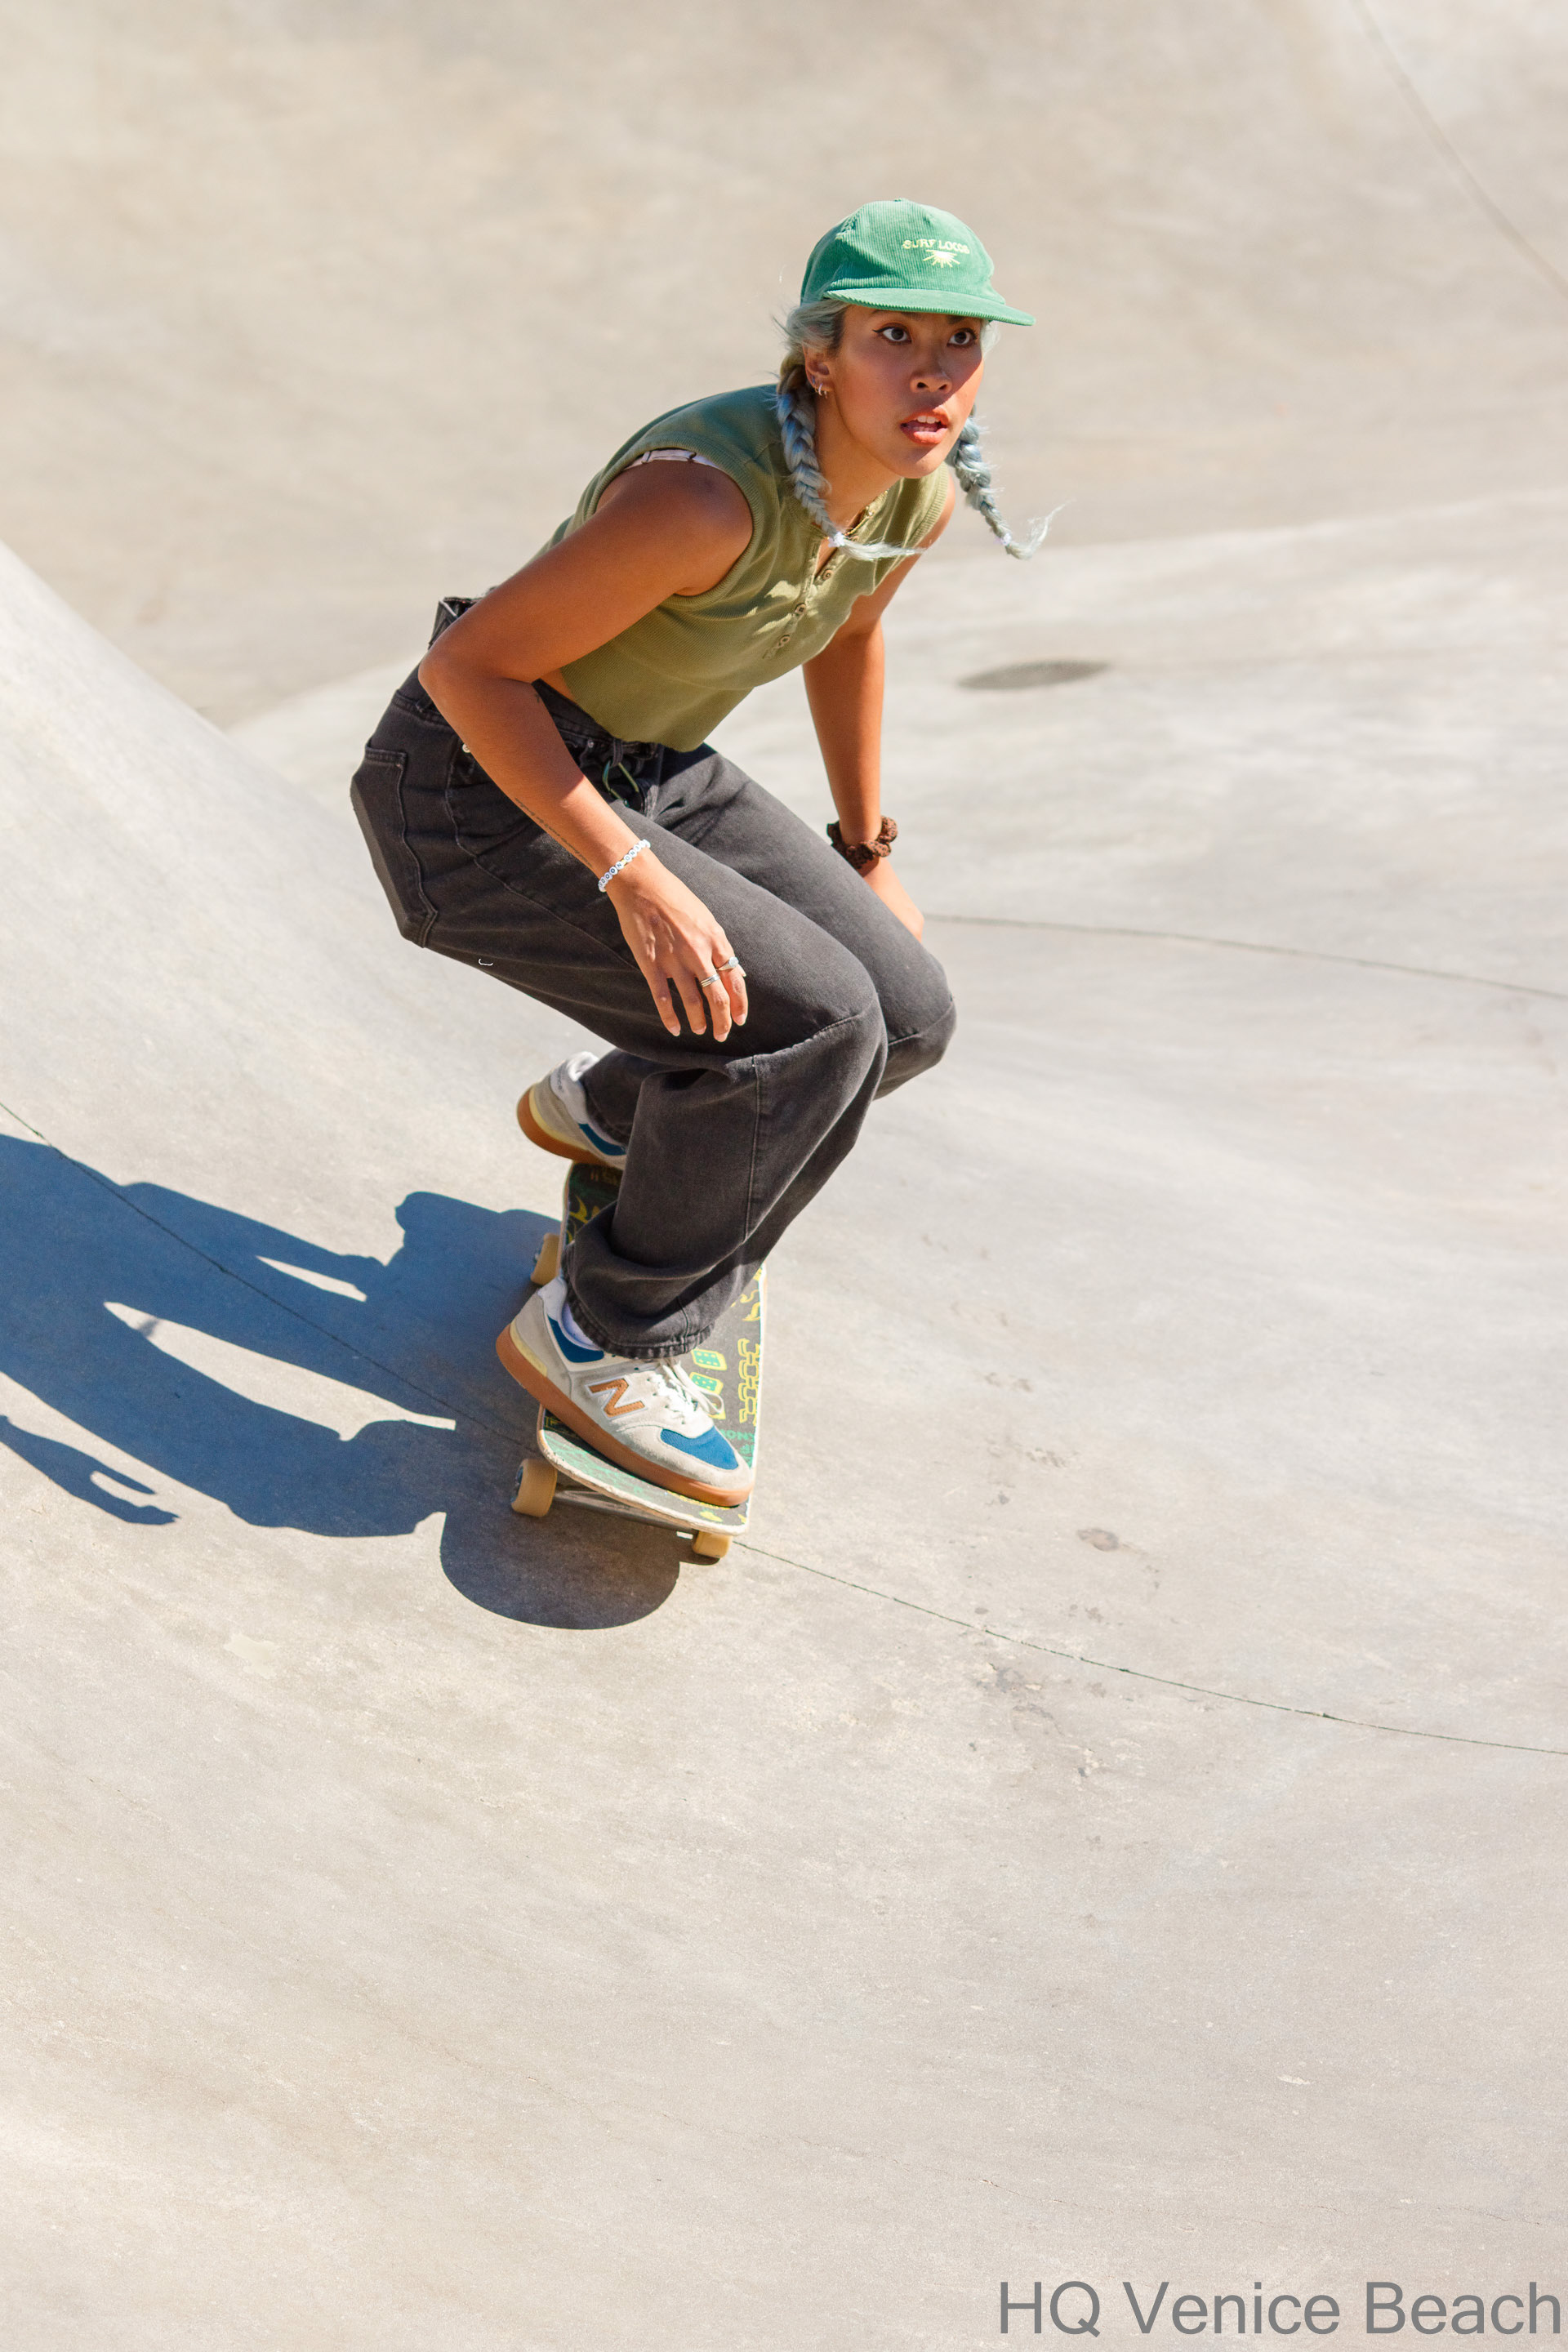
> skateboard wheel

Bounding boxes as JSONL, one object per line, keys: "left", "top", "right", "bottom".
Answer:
{"left": 530, "top": 1231, "right": 561, "bottom": 1286}
{"left": 511, "top": 1456, "right": 557, "bottom": 1517}
{"left": 691, "top": 1530, "right": 730, "bottom": 1561}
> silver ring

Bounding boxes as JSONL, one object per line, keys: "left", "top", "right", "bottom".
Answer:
{"left": 697, "top": 971, "right": 721, "bottom": 988}
{"left": 715, "top": 956, "right": 742, "bottom": 973}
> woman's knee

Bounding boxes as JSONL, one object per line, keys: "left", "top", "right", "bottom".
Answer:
{"left": 880, "top": 978, "right": 956, "bottom": 1094}
{"left": 751, "top": 920, "right": 885, "bottom": 1070}
{"left": 829, "top": 973, "right": 891, "bottom": 1097}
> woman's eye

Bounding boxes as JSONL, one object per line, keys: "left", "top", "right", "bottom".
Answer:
{"left": 879, "top": 325, "right": 911, "bottom": 343}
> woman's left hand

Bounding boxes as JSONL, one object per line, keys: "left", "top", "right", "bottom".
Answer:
{"left": 862, "top": 857, "right": 924, "bottom": 939}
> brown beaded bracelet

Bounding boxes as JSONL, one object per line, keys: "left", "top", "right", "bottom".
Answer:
{"left": 827, "top": 815, "right": 898, "bottom": 874}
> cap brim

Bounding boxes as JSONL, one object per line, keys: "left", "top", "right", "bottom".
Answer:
{"left": 823, "top": 282, "right": 1035, "bottom": 326}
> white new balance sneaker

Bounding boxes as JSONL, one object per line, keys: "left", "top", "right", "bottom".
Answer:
{"left": 516, "top": 1050, "right": 626, "bottom": 1169}
{"left": 497, "top": 1274, "right": 753, "bottom": 1508}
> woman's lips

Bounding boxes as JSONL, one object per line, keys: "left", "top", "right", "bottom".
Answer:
{"left": 900, "top": 411, "right": 950, "bottom": 444}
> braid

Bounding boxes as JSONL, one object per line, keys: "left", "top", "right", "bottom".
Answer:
{"left": 947, "top": 413, "right": 1056, "bottom": 560}
{"left": 774, "top": 363, "right": 915, "bottom": 564}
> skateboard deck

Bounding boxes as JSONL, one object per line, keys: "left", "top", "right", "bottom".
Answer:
{"left": 510, "top": 1161, "right": 764, "bottom": 1558}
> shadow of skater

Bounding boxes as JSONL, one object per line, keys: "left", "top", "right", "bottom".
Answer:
{"left": 0, "top": 1414, "right": 176, "bottom": 1525}
{"left": 0, "top": 1134, "right": 679, "bottom": 1628}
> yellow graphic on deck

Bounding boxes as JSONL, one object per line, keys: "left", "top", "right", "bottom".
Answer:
{"left": 737, "top": 1333, "right": 760, "bottom": 1428}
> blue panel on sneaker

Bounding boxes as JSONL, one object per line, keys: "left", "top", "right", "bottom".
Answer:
{"left": 580, "top": 1121, "right": 626, "bottom": 1160}
{"left": 662, "top": 1423, "right": 742, "bottom": 1470}
{"left": 547, "top": 1313, "right": 604, "bottom": 1365}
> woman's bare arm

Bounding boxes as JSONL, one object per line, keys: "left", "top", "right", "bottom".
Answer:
{"left": 418, "top": 463, "right": 754, "bottom": 1038}
{"left": 800, "top": 474, "right": 956, "bottom": 939}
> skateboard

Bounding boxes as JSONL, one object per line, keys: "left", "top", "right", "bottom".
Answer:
{"left": 510, "top": 1161, "right": 764, "bottom": 1559}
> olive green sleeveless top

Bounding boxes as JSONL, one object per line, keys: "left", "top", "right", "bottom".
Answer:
{"left": 547, "top": 385, "right": 947, "bottom": 753}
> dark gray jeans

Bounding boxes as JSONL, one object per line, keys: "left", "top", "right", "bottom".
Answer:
{"left": 352, "top": 666, "right": 956, "bottom": 1359}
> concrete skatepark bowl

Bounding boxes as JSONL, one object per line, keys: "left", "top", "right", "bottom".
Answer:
{"left": 1, "top": 3, "right": 1565, "bottom": 2343}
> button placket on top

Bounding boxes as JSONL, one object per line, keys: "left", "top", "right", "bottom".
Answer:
{"left": 771, "top": 538, "right": 845, "bottom": 655}
{"left": 770, "top": 582, "right": 813, "bottom": 657}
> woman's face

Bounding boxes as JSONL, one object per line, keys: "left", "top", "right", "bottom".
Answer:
{"left": 811, "top": 309, "right": 986, "bottom": 479}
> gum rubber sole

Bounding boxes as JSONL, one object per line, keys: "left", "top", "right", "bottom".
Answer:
{"left": 496, "top": 1321, "right": 753, "bottom": 1511}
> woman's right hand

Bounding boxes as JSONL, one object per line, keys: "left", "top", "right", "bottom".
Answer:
{"left": 605, "top": 851, "right": 748, "bottom": 1041}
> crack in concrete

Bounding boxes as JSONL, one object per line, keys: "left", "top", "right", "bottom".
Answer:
{"left": 736, "top": 1541, "right": 1568, "bottom": 1760}
{"left": 925, "top": 914, "right": 1568, "bottom": 1004}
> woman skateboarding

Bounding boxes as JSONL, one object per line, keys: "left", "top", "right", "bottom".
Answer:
{"left": 352, "top": 199, "right": 1038, "bottom": 1511}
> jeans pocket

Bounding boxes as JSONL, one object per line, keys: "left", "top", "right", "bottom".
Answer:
{"left": 444, "top": 750, "right": 546, "bottom": 866}
{"left": 350, "top": 746, "right": 437, "bottom": 944}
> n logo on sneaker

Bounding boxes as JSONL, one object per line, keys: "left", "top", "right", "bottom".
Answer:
{"left": 586, "top": 1376, "right": 645, "bottom": 1418}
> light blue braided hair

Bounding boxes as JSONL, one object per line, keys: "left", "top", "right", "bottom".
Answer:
{"left": 776, "top": 299, "right": 1051, "bottom": 563}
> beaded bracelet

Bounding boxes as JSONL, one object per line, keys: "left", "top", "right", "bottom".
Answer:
{"left": 597, "top": 836, "right": 651, "bottom": 893}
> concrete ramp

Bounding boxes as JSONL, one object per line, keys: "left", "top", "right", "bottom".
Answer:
{"left": 2, "top": 497, "right": 1566, "bottom": 2338}
{"left": 0, "top": 542, "right": 581, "bottom": 1570}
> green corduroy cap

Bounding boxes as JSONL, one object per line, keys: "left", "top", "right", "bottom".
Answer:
{"left": 800, "top": 198, "right": 1034, "bottom": 326}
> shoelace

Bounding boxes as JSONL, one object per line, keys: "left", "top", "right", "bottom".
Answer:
{"left": 639, "top": 1361, "right": 710, "bottom": 1432}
